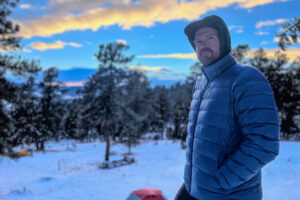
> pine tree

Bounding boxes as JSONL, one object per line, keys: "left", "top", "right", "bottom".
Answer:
{"left": 63, "top": 99, "right": 81, "bottom": 140}
{"left": 149, "top": 85, "right": 170, "bottom": 139}
{"left": 231, "top": 44, "right": 250, "bottom": 64}
{"left": 186, "top": 62, "right": 202, "bottom": 84}
{"left": 277, "top": 17, "right": 300, "bottom": 50}
{"left": 168, "top": 82, "right": 192, "bottom": 143}
{"left": 34, "top": 67, "right": 61, "bottom": 150}
{"left": 117, "top": 69, "right": 152, "bottom": 153}
{"left": 249, "top": 48, "right": 300, "bottom": 138}
{"left": 80, "top": 42, "right": 134, "bottom": 161}
{"left": 0, "top": 0, "right": 40, "bottom": 155}
{"left": 10, "top": 76, "right": 40, "bottom": 147}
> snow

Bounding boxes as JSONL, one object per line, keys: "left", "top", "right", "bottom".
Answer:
{"left": 0, "top": 140, "right": 299, "bottom": 200}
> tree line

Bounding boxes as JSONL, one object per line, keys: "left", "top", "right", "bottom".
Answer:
{"left": 0, "top": 1, "right": 299, "bottom": 159}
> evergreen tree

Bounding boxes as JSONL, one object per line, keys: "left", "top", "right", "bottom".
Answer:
{"left": 231, "top": 44, "right": 250, "bottom": 64}
{"left": 34, "top": 67, "right": 62, "bottom": 150}
{"left": 149, "top": 85, "right": 170, "bottom": 139}
{"left": 249, "top": 48, "right": 300, "bottom": 138}
{"left": 117, "top": 69, "right": 152, "bottom": 153}
{"left": 63, "top": 99, "right": 82, "bottom": 140}
{"left": 0, "top": 0, "right": 40, "bottom": 155}
{"left": 80, "top": 42, "right": 134, "bottom": 161}
{"left": 277, "top": 17, "right": 300, "bottom": 50}
{"left": 186, "top": 62, "right": 202, "bottom": 84}
{"left": 10, "top": 76, "right": 40, "bottom": 147}
{"left": 168, "top": 82, "right": 193, "bottom": 144}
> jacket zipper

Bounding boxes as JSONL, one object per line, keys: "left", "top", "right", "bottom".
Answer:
{"left": 189, "top": 75, "right": 209, "bottom": 194}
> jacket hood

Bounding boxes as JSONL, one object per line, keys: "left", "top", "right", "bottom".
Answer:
{"left": 184, "top": 15, "right": 231, "bottom": 61}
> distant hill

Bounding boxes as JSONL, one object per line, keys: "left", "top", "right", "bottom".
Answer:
{"left": 6, "top": 67, "right": 184, "bottom": 97}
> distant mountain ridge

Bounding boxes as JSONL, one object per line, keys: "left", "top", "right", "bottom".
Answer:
{"left": 6, "top": 67, "right": 184, "bottom": 97}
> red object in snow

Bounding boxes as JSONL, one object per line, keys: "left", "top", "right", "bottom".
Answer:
{"left": 126, "top": 188, "right": 166, "bottom": 200}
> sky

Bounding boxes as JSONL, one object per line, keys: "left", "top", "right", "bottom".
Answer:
{"left": 7, "top": 0, "right": 300, "bottom": 87}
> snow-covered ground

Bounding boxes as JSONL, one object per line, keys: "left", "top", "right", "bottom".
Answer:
{"left": 0, "top": 140, "right": 299, "bottom": 200}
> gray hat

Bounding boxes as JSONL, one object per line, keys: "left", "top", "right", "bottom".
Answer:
{"left": 184, "top": 15, "right": 231, "bottom": 59}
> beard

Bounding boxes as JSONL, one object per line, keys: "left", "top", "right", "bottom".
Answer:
{"left": 198, "top": 48, "right": 218, "bottom": 66}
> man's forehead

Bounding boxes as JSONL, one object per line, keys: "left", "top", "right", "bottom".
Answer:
{"left": 194, "top": 27, "right": 218, "bottom": 38}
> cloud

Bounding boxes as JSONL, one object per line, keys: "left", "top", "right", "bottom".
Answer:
{"left": 68, "top": 42, "right": 83, "bottom": 47}
{"left": 20, "top": 4, "right": 31, "bottom": 9}
{"left": 228, "top": 25, "right": 243, "bottom": 34}
{"left": 30, "top": 40, "right": 83, "bottom": 51}
{"left": 173, "top": 71, "right": 185, "bottom": 76}
{"left": 260, "top": 41, "right": 269, "bottom": 45}
{"left": 238, "top": 0, "right": 279, "bottom": 8}
{"left": 236, "top": 29, "right": 243, "bottom": 34}
{"left": 138, "top": 53, "right": 197, "bottom": 59}
{"left": 116, "top": 39, "right": 127, "bottom": 45}
{"left": 15, "top": 0, "right": 287, "bottom": 38}
{"left": 247, "top": 48, "right": 300, "bottom": 62}
{"left": 61, "top": 81, "right": 86, "bottom": 87}
{"left": 256, "top": 18, "right": 289, "bottom": 28}
{"left": 138, "top": 48, "right": 300, "bottom": 62}
{"left": 125, "top": 64, "right": 185, "bottom": 80}
{"left": 126, "top": 65, "right": 170, "bottom": 72}
{"left": 273, "top": 36, "right": 298, "bottom": 43}
{"left": 21, "top": 48, "right": 32, "bottom": 53}
{"left": 255, "top": 31, "right": 269, "bottom": 35}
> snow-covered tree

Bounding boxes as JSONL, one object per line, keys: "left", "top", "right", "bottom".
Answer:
{"left": 63, "top": 99, "right": 82, "bottom": 140}
{"left": 34, "top": 67, "right": 62, "bottom": 150}
{"left": 80, "top": 42, "right": 134, "bottom": 161}
{"left": 116, "top": 69, "right": 152, "bottom": 153}
{"left": 10, "top": 76, "right": 40, "bottom": 147}
{"left": 231, "top": 44, "right": 250, "bottom": 64}
{"left": 168, "top": 82, "right": 192, "bottom": 142}
{"left": 250, "top": 48, "right": 300, "bottom": 138}
{"left": 0, "top": 0, "right": 41, "bottom": 155}
{"left": 149, "top": 85, "right": 170, "bottom": 139}
{"left": 277, "top": 17, "right": 300, "bottom": 50}
{"left": 186, "top": 62, "right": 202, "bottom": 84}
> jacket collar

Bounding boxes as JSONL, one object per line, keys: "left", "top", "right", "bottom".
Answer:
{"left": 201, "top": 53, "right": 236, "bottom": 81}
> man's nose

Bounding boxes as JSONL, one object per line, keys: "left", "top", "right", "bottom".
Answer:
{"left": 199, "top": 43, "right": 208, "bottom": 50}
{"left": 199, "top": 40, "right": 208, "bottom": 49}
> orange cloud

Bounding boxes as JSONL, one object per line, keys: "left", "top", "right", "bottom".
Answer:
{"left": 15, "top": 0, "right": 287, "bottom": 38}
{"left": 238, "top": 0, "right": 278, "bottom": 8}
{"left": 248, "top": 48, "right": 300, "bottom": 62}
{"left": 138, "top": 48, "right": 300, "bottom": 62}
{"left": 138, "top": 53, "right": 197, "bottom": 59}
{"left": 62, "top": 81, "right": 86, "bottom": 87}
{"left": 30, "top": 40, "right": 83, "bottom": 51}
{"left": 126, "top": 65, "right": 170, "bottom": 72}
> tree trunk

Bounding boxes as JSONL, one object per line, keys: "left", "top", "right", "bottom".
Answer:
{"left": 102, "top": 120, "right": 111, "bottom": 162}
{"left": 41, "top": 141, "right": 45, "bottom": 151}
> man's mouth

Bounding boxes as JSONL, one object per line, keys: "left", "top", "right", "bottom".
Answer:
{"left": 201, "top": 49, "right": 213, "bottom": 56}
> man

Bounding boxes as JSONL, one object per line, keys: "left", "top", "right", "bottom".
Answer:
{"left": 174, "top": 15, "right": 280, "bottom": 200}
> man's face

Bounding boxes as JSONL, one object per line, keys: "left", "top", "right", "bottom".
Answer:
{"left": 194, "top": 27, "right": 220, "bottom": 66}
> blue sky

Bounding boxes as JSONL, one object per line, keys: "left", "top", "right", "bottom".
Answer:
{"left": 8, "top": 0, "right": 300, "bottom": 86}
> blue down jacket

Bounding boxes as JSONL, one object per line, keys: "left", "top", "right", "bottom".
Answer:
{"left": 184, "top": 54, "right": 280, "bottom": 200}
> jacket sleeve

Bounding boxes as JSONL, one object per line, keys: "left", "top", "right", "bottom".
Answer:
{"left": 216, "top": 67, "right": 280, "bottom": 189}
